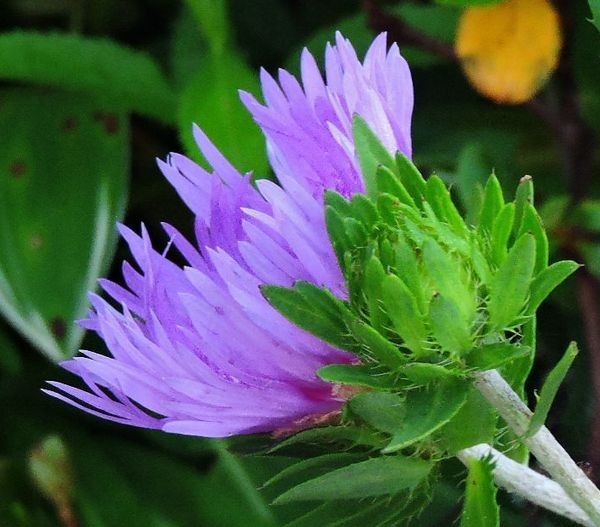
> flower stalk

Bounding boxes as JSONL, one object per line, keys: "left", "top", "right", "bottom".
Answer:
{"left": 474, "top": 369, "right": 600, "bottom": 525}
{"left": 457, "top": 443, "right": 594, "bottom": 527}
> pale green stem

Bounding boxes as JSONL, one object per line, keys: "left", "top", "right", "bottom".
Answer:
{"left": 474, "top": 369, "right": 600, "bottom": 526}
{"left": 458, "top": 443, "right": 594, "bottom": 527}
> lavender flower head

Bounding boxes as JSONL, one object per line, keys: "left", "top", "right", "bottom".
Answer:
{"left": 45, "top": 33, "right": 414, "bottom": 437}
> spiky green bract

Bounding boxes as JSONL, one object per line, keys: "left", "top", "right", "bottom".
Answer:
{"left": 263, "top": 120, "right": 581, "bottom": 522}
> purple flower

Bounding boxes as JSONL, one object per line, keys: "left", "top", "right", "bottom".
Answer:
{"left": 45, "top": 33, "right": 413, "bottom": 437}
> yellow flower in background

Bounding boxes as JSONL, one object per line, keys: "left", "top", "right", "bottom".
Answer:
{"left": 455, "top": 0, "right": 562, "bottom": 104}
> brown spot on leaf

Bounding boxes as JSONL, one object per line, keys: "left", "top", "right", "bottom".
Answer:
{"left": 50, "top": 318, "right": 67, "bottom": 341}
{"left": 62, "top": 116, "right": 78, "bottom": 132}
{"left": 93, "top": 111, "right": 119, "bottom": 134}
{"left": 9, "top": 160, "right": 27, "bottom": 178}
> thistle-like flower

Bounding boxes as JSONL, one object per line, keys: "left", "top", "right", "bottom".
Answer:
{"left": 45, "top": 33, "right": 414, "bottom": 437}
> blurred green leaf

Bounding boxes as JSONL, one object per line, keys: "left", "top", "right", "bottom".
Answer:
{"left": 178, "top": 52, "right": 268, "bottom": 175}
{"left": 185, "top": 0, "right": 229, "bottom": 54}
{"left": 460, "top": 454, "right": 499, "bottom": 527}
{"left": 0, "top": 31, "right": 174, "bottom": 124}
{"left": 0, "top": 89, "right": 127, "bottom": 361}
{"left": 273, "top": 456, "right": 432, "bottom": 503}
{"left": 589, "top": 0, "right": 600, "bottom": 32}
{"left": 527, "top": 342, "right": 578, "bottom": 437}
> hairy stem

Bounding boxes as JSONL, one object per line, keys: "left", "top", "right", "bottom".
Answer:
{"left": 474, "top": 369, "right": 600, "bottom": 525}
{"left": 458, "top": 443, "right": 594, "bottom": 527}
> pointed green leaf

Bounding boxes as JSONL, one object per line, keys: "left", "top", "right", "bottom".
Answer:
{"left": 429, "top": 294, "right": 473, "bottom": 356}
{"left": 422, "top": 238, "right": 475, "bottom": 322}
{"left": 488, "top": 234, "right": 536, "bottom": 329}
{"left": 517, "top": 203, "right": 548, "bottom": 274}
{"left": 317, "top": 364, "right": 395, "bottom": 390}
{"left": 527, "top": 342, "right": 578, "bottom": 437}
{"left": 381, "top": 274, "right": 428, "bottom": 357}
{"left": 261, "top": 283, "right": 356, "bottom": 353}
{"left": 348, "top": 193, "right": 380, "bottom": 229}
{"left": 383, "top": 380, "right": 469, "bottom": 453}
{"left": 376, "top": 165, "right": 416, "bottom": 208}
{"left": 343, "top": 315, "right": 407, "bottom": 369}
{"left": 273, "top": 456, "right": 432, "bottom": 503}
{"left": 513, "top": 175, "right": 534, "bottom": 239}
{"left": 528, "top": 260, "right": 580, "bottom": 314}
{"left": 478, "top": 175, "right": 504, "bottom": 234}
{"left": 364, "top": 257, "right": 390, "bottom": 333}
{"left": 490, "top": 203, "right": 515, "bottom": 266}
{"left": 400, "top": 362, "right": 461, "bottom": 384}
{"left": 392, "top": 233, "right": 426, "bottom": 313}
{"left": 395, "top": 151, "right": 427, "bottom": 203}
{"left": 352, "top": 115, "right": 395, "bottom": 196}
{"left": 424, "top": 174, "right": 468, "bottom": 235}
{"left": 460, "top": 455, "right": 499, "bottom": 527}
{"left": 0, "top": 90, "right": 127, "bottom": 361}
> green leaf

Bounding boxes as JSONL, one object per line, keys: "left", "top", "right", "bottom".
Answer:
{"left": 422, "top": 238, "right": 475, "bottom": 322}
{"left": 478, "top": 175, "right": 504, "bottom": 235}
{"left": 185, "top": 0, "right": 229, "bottom": 54}
{"left": 460, "top": 454, "right": 499, "bottom": 527}
{"left": 512, "top": 175, "right": 534, "bottom": 240}
{"left": 363, "top": 257, "right": 389, "bottom": 333}
{"left": 442, "top": 391, "right": 496, "bottom": 454}
{"left": 376, "top": 166, "right": 417, "bottom": 209}
{"left": 352, "top": 115, "right": 395, "bottom": 196}
{"left": 381, "top": 274, "right": 428, "bottom": 357}
{"left": 424, "top": 175, "right": 468, "bottom": 235}
{"left": 273, "top": 456, "right": 432, "bottom": 503}
{"left": 179, "top": 52, "right": 267, "bottom": 174}
{"left": 527, "top": 342, "right": 578, "bottom": 437}
{"left": 317, "top": 364, "right": 395, "bottom": 390}
{"left": 0, "top": 89, "right": 128, "bottom": 361}
{"left": 383, "top": 380, "right": 469, "bottom": 453}
{"left": 392, "top": 232, "right": 426, "bottom": 312}
{"left": 400, "top": 362, "right": 462, "bottom": 384}
{"left": 589, "top": 0, "right": 600, "bottom": 32}
{"left": 0, "top": 31, "right": 174, "bottom": 124}
{"left": 528, "top": 260, "right": 580, "bottom": 314}
{"left": 348, "top": 392, "right": 406, "bottom": 434}
{"left": 466, "top": 343, "right": 531, "bottom": 371}
{"left": 260, "top": 283, "right": 356, "bottom": 353}
{"left": 517, "top": 204, "right": 548, "bottom": 274}
{"left": 488, "top": 234, "right": 536, "bottom": 330}
{"left": 429, "top": 294, "right": 473, "bottom": 356}
{"left": 490, "top": 203, "right": 515, "bottom": 267}
{"left": 395, "top": 151, "right": 427, "bottom": 204}
{"left": 453, "top": 144, "right": 488, "bottom": 226}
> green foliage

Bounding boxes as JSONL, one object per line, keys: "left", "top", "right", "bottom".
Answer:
{"left": 527, "top": 342, "right": 579, "bottom": 437}
{"left": 435, "top": 0, "right": 502, "bottom": 5}
{"left": 0, "top": 31, "right": 174, "bottom": 124}
{"left": 0, "top": 89, "right": 127, "bottom": 361}
{"left": 272, "top": 456, "right": 432, "bottom": 503}
{"left": 589, "top": 0, "right": 600, "bottom": 32}
{"left": 460, "top": 455, "right": 499, "bottom": 527}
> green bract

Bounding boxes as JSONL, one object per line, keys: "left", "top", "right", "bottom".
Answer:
{"left": 263, "top": 117, "right": 581, "bottom": 520}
